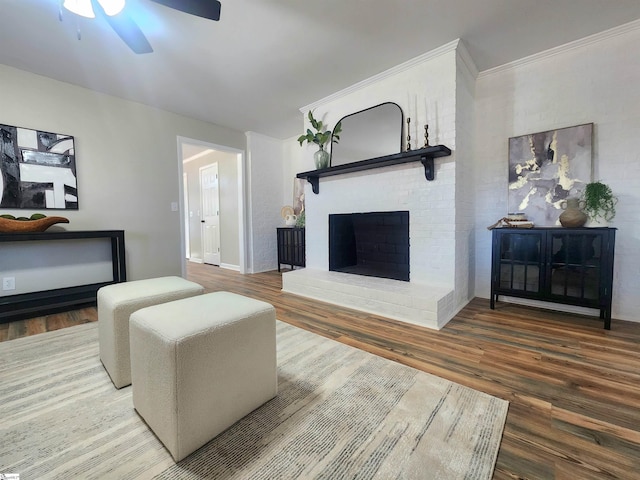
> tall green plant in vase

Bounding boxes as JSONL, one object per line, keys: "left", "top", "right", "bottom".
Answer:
{"left": 298, "top": 111, "right": 341, "bottom": 170}
{"left": 582, "top": 181, "right": 618, "bottom": 226}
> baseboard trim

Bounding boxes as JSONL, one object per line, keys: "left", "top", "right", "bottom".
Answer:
{"left": 220, "top": 263, "right": 240, "bottom": 272}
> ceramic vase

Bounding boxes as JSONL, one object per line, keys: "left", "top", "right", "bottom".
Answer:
{"left": 314, "top": 146, "right": 330, "bottom": 169}
{"left": 559, "top": 197, "right": 587, "bottom": 227}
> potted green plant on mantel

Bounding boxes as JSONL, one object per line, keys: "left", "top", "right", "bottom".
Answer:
{"left": 582, "top": 181, "right": 618, "bottom": 226}
{"left": 298, "top": 111, "right": 341, "bottom": 170}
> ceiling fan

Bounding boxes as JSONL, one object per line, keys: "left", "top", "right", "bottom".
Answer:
{"left": 61, "top": 0, "right": 221, "bottom": 54}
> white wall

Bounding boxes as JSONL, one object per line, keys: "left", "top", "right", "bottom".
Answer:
{"left": 245, "top": 131, "right": 285, "bottom": 273}
{"left": 282, "top": 135, "right": 306, "bottom": 210}
{"left": 218, "top": 153, "right": 241, "bottom": 268}
{"left": 0, "top": 239, "right": 113, "bottom": 296}
{"left": 454, "top": 46, "right": 477, "bottom": 310}
{"left": 474, "top": 24, "right": 640, "bottom": 321}
{"left": 0, "top": 64, "right": 246, "bottom": 284}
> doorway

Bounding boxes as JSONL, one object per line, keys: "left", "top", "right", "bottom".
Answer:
{"left": 177, "top": 137, "right": 246, "bottom": 275}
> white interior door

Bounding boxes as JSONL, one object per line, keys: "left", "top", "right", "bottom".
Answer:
{"left": 200, "top": 163, "right": 220, "bottom": 265}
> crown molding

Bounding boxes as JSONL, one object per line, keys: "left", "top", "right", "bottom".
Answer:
{"left": 301, "top": 39, "right": 461, "bottom": 113}
{"left": 455, "top": 39, "right": 478, "bottom": 79}
{"left": 478, "top": 18, "right": 640, "bottom": 78}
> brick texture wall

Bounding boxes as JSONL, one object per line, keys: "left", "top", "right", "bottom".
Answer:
{"left": 474, "top": 24, "right": 640, "bottom": 321}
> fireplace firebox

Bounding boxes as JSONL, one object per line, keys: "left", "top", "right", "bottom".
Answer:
{"left": 329, "top": 211, "right": 409, "bottom": 281}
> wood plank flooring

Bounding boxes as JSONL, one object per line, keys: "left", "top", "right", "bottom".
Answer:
{"left": 2, "top": 262, "right": 640, "bottom": 479}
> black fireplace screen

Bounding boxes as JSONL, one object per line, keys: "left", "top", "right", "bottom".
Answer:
{"left": 329, "top": 211, "right": 409, "bottom": 281}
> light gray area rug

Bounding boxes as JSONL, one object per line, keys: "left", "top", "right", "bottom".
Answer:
{"left": 0, "top": 321, "right": 508, "bottom": 479}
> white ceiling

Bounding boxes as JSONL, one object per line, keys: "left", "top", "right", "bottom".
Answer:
{"left": 2, "top": 0, "right": 640, "bottom": 139}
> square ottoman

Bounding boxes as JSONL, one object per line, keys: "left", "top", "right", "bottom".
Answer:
{"left": 98, "top": 276, "right": 204, "bottom": 388}
{"left": 129, "top": 291, "right": 277, "bottom": 462}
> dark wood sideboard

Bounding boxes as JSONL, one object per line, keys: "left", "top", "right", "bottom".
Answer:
{"left": 490, "top": 227, "right": 615, "bottom": 329}
{"left": 0, "top": 230, "right": 126, "bottom": 323}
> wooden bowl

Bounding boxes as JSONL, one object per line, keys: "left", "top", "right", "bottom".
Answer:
{"left": 0, "top": 216, "right": 70, "bottom": 233}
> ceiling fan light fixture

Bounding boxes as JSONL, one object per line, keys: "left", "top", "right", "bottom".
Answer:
{"left": 98, "top": 0, "right": 126, "bottom": 16}
{"left": 62, "top": 0, "right": 95, "bottom": 18}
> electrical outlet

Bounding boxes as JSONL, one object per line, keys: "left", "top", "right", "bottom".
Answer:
{"left": 2, "top": 277, "right": 16, "bottom": 291}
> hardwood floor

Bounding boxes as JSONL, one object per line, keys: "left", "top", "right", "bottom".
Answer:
{"left": 2, "top": 262, "right": 640, "bottom": 479}
{"left": 0, "top": 306, "right": 97, "bottom": 342}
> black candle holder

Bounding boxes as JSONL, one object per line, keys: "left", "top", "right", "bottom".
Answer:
{"left": 424, "top": 124, "right": 430, "bottom": 148}
{"left": 406, "top": 117, "right": 411, "bottom": 151}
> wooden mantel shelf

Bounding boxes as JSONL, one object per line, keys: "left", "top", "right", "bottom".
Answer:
{"left": 296, "top": 145, "right": 452, "bottom": 194}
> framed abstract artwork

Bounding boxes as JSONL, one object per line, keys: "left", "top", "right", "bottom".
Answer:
{"left": 0, "top": 123, "right": 77, "bottom": 210}
{"left": 508, "top": 123, "right": 592, "bottom": 226}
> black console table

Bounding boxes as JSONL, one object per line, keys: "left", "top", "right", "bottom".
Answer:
{"left": 490, "top": 227, "right": 615, "bottom": 329}
{"left": 277, "top": 227, "right": 305, "bottom": 272}
{"left": 0, "top": 230, "right": 126, "bottom": 323}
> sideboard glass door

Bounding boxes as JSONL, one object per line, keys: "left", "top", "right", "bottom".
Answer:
{"left": 549, "top": 232, "right": 602, "bottom": 302}
{"left": 498, "top": 231, "right": 543, "bottom": 295}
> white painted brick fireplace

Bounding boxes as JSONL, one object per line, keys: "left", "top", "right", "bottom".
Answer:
{"left": 282, "top": 40, "right": 474, "bottom": 330}
{"left": 282, "top": 161, "right": 458, "bottom": 329}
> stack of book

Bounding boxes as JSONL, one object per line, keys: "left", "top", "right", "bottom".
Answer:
{"left": 487, "top": 213, "right": 534, "bottom": 230}
{"left": 503, "top": 219, "right": 534, "bottom": 228}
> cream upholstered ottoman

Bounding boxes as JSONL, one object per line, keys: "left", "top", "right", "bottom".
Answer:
{"left": 98, "top": 276, "right": 204, "bottom": 389}
{"left": 129, "top": 291, "right": 277, "bottom": 462}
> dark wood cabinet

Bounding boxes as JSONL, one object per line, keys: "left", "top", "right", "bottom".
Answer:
{"left": 490, "top": 227, "right": 616, "bottom": 329}
{"left": 277, "top": 227, "right": 305, "bottom": 272}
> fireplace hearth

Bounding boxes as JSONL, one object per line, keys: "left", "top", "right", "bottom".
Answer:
{"left": 329, "top": 211, "right": 409, "bottom": 281}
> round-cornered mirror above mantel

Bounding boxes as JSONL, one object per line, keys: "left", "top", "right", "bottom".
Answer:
{"left": 330, "top": 102, "right": 404, "bottom": 167}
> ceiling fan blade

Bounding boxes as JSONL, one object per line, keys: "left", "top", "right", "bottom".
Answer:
{"left": 150, "top": 0, "right": 221, "bottom": 21}
{"left": 95, "top": 2, "right": 153, "bottom": 54}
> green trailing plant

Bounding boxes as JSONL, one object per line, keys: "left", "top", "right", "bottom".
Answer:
{"left": 295, "top": 210, "right": 305, "bottom": 228}
{"left": 582, "top": 181, "right": 618, "bottom": 222}
{"left": 297, "top": 111, "right": 342, "bottom": 149}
